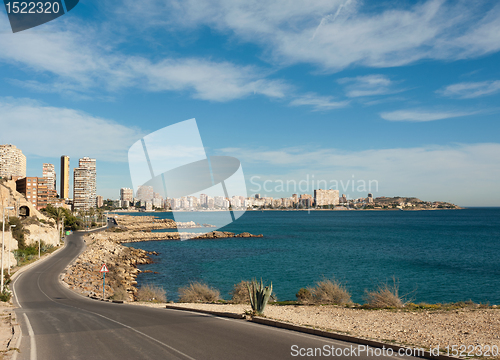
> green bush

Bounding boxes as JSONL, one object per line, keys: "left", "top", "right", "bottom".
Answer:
{"left": 247, "top": 279, "right": 273, "bottom": 315}
{"left": 296, "top": 288, "right": 312, "bottom": 304}
{"left": 178, "top": 281, "right": 219, "bottom": 303}
{"left": 0, "top": 289, "right": 11, "bottom": 302}
{"left": 111, "top": 287, "right": 129, "bottom": 301}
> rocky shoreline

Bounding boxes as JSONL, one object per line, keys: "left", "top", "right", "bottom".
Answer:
{"left": 113, "top": 215, "right": 216, "bottom": 231}
{"left": 62, "top": 223, "right": 263, "bottom": 300}
{"left": 62, "top": 231, "right": 155, "bottom": 300}
{"left": 107, "top": 230, "right": 263, "bottom": 243}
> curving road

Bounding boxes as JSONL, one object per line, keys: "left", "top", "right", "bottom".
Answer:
{"left": 12, "top": 227, "right": 425, "bottom": 360}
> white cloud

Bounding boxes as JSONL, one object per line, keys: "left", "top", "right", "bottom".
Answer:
{"left": 289, "top": 93, "right": 349, "bottom": 111}
{"left": 0, "top": 15, "right": 287, "bottom": 102}
{"left": 126, "top": 58, "right": 288, "bottom": 101}
{"left": 217, "top": 143, "right": 500, "bottom": 206}
{"left": 380, "top": 109, "right": 479, "bottom": 122}
{"left": 338, "top": 74, "right": 402, "bottom": 98}
{"left": 438, "top": 80, "right": 500, "bottom": 99}
{"left": 141, "top": 0, "right": 500, "bottom": 71}
{"left": 0, "top": 97, "right": 142, "bottom": 161}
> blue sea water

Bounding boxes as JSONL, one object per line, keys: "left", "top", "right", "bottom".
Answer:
{"left": 123, "top": 208, "right": 500, "bottom": 304}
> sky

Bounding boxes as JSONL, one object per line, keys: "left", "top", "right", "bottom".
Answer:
{"left": 0, "top": 0, "right": 499, "bottom": 206}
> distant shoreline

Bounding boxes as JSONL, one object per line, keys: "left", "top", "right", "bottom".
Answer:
{"left": 111, "top": 207, "right": 464, "bottom": 214}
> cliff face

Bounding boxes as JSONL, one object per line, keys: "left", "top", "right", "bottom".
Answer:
{"left": 24, "top": 223, "right": 60, "bottom": 247}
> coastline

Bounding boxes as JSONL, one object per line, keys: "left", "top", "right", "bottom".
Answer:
{"left": 60, "top": 215, "right": 500, "bottom": 359}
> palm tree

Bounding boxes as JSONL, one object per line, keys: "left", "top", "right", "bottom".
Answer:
{"left": 55, "top": 207, "right": 64, "bottom": 235}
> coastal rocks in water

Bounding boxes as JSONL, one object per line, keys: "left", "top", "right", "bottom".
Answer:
{"left": 107, "top": 230, "right": 264, "bottom": 243}
{"left": 114, "top": 215, "right": 215, "bottom": 231}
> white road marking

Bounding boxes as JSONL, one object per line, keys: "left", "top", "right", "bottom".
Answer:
{"left": 23, "top": 313, "right": 37, "bottom": 360}
{"left": 11, "top": 273, "right": 23, "bottom": 308}
{"left": 36, "top": 273, "right": 197, "bottom": 360}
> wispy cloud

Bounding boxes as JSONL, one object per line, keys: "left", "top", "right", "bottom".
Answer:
{"left": 134, "top": 0, "right": 500, "bottom": 71}
{"left": 0, "top": 97, "right": 143, "bottom": 161}
{"left": 289, "top": 93, "right": 349, "bottom": 111}
{"left": 0, "top": 16, "right": 288, "bottom": 102}
{"left": 380, "top": 109, "right": 479, "bottom": 122}
{"left": 438, "top": 80, "right": 500, "bottom": 99}
{"left": 338, "top": 74, "right": 402, "bottom": 98}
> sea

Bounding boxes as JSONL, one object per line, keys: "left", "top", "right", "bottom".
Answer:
{"left": 121, "top": 208, "right": 500, "bottom": 304}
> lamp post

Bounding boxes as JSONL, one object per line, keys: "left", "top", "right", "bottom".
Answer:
{"left": 8, "top": 225, "right": 16, "bottom": 275}
{"left": 1, "top": 206, "right": 14, "bottom": 291}
{"left": 60, "top": 215, "right": 65, "bottom": 244}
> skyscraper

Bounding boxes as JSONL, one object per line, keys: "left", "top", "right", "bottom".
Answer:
{"left": 42, "top": 163, "right": 56, "bottom": 191}
{"left": 120, "top": 188, "right": 134, "bottom": 202}
{"left": 0, "top": 144, "right": 26, "bottom": 179}
{"left": 60, "top": 155, "right": 70, "bottom": 199}
{"left": 73, "top": 157, "right": 96, "bottom": 211}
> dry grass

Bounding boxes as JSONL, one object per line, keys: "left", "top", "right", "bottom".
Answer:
{"left": 364, "top": 278, "right": 405, "bottom": 308}
{"left": 297, "top": 279, "right": 352, "bottom": 305}
{"left": 178, "top": 281, "right": 220, "bottom": 303}
{"left": 230, "top": 280, "right": 250, "bottom": 304}
{"left": 111, "top": 287, "right": 130, "bottom": 301}
{"left": 137, "top": 284, "right": 167, "bottom": 303}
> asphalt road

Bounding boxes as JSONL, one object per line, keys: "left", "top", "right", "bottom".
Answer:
{"left": 12, "top": 227, "right": 426, "bottom": 360}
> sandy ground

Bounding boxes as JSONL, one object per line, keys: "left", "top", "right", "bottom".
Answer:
{"left": 130, "top": 302, "right": 500, "bottom": 358}
{"left": 0, "top": 301, "right": 16, "bottom": 359}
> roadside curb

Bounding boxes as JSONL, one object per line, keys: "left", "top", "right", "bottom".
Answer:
{"left": 164, "top": 305, "right": 245, "bottom": 319}
{"left": 8, "top": 310, "right": 21, "bottom": 360}
{"left": 161, "top": 306, "right": 463, "bottom": 360}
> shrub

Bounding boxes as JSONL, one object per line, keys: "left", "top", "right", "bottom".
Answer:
{"left": 178, "top": 281, "right": 219, "bottom": 303}
{"left": 0, "top": 289, "right": 11, "bottom": 302}
{"left": 230, "top": 280, "right": 250, "bottom": 304}
{"left": 247, "top": 279, "right": 273, "bottom": 315}
{"left": 310, "top": 279, "right": 352, "bottom": 305}
{"left": 296, "top": 288, "right": 313, "bottom": 304}
{"left": 137, "top": 284, "right": 166, "bottom": 303}
{"left": 364, "top": 277, "right": 405, "bottom": 308}
{"left": 111, "top": 287, "right": 130, "bottom": 301}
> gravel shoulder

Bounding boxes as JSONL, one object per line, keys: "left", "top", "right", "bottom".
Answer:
{"left": 128, "top": 302, "right": 500, "bottom": 358}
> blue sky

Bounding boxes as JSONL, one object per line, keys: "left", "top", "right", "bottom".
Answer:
{"left": 1, "top": 0, "right": 499, "bottom": 206}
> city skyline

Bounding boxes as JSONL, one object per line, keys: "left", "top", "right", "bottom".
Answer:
{"left": 1, "top": 2, "right": 500, "bottom": 206}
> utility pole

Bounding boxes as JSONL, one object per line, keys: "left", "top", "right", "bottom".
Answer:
{"left": 1, "top": 206, "right": 14, "bottom": 291}
{"left": 8, "top": 225, "right": 16, "bottom": 275}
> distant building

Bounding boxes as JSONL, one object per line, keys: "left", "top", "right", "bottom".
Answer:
{"left": 135, "top": 185, "right": 154, "bottom": 201}
{"left": 0, "top": 144, "right": 26, "bottom": 179}
{"left": 16, "top": 177, "right": 38, "bottom": 208}
{"left": 60, "top": 156, "right": 70, "bottom": 199}
{"left": 314, "top": 189, "right": 340, "bottom": 206}
{"left": 42, "top": 163, "right": 56, "bottom": 192}
{"left": 73, "top": 157, "right": 96, "bottom": 212}
{"left": 96, "top": 195, "right": 104, "bottom": 208}
{"left": 145, "top": 201, "right": 153, "bottom": 211}
{"left": 16, "top": 176, "right": 56, "bottom": 210}
{"left": 367, "top": 193, "right": 373, "bottom": 203}
{"left": 120, "top": 188, "right": 134, "bottom": 202}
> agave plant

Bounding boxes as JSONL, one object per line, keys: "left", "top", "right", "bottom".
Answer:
{"left": 247, "top": 278, "right": 273, "bottom": 315}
